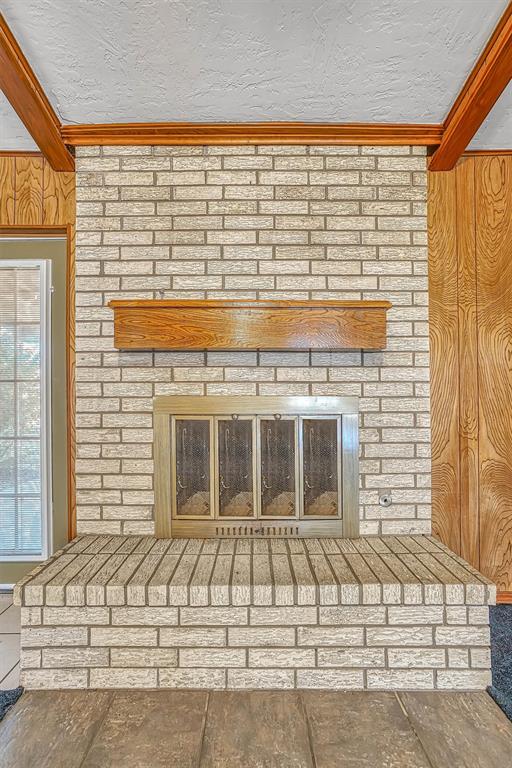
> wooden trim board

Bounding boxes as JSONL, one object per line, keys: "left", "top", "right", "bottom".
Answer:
{"left": 429, "top": 2, "right": 512, "bottom": 171}
{"left": 109, "top": 299, "right": 392, "bottom": 351}
{"left": 464, "top": 150, "right": 512, "bottom": 156}
{"left": 60, "top": 121, "right": 443, "bottom": 146}
{"left": 0, "top": 14, "right": 74, "bottom": 171}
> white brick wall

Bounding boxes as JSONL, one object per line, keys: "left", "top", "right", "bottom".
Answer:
{"left": 74, "top": 144, "right": 430, "bottom": 536}
{"left": 19, "top": 603, "right": 491, "bottom": 691}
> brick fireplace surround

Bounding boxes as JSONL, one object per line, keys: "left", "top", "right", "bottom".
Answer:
{"left": 73, "top": 143, "right": 430, "bottom": 538}
{"left": 15, "top": 144, "right": 495, "bottom": 690}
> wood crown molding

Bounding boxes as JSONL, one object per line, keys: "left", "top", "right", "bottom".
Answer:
{"left": 429, "top": 2, "right": 512, "bottom": 171}
{"left": 0, "top": 14, "right": 74, "bottom": 172}
{"left": 463, "top": 149, "right": 512, "bottom": 156}
{"left": 0, "top": 150, "right": 43, "bottom": 157}
{"left": 60, "top": 121, "right": 443, "bottom": 146}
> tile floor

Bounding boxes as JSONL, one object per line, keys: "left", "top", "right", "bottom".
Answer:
{"left": 0, "top": 593, "right": 20, "bottom": 690}
{"left": 2, "top": 689, "right": 512, "bottom": 767}
{"left": 1, "top": 587, "right": 511, "bottom": 767}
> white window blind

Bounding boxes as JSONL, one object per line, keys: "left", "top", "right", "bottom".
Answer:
{"left": 0, "top": 260, "right": 51, "bottom": 560}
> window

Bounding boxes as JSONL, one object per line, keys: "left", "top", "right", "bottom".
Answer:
{"left": 0, "top": 260, "right": 52, "bottom": 560}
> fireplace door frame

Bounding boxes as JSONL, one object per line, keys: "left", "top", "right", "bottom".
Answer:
{"left": 154, "top": 396, "right": 359, "bottom": 538}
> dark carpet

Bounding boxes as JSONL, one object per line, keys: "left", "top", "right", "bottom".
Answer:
{"left": 488, "top": 605, "right": 512, "bottom": 720}
{"left": 0, "top": 687, "right": 23, "bottom": 721}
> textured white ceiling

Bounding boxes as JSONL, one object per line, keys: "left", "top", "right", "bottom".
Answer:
{"left": 0, "top": 93, "right": 37, "bottom": 150}
{"left": 1, "top": 0, "right": 510, "bottom": 149}
{"left": 469, "top": 82, "right": 512, "bottom": 149}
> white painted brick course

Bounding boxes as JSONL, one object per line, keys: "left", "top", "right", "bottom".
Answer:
{"left": 435, "top": 626, "right": 490, "bottom": 646}
{"left": 436, "top": 670, "right": 492, "bottom": 690}
{"left": 249, "top": 648, "right": 314, "bottom": 667}
{"left": 160, "top": 668, "right": 226, "bottom": 688}
{"left": 179, "top": 648, "right": 246, "bottom": 668}
{"left": 21, "top": 669, "right": 88, "bottom": 689}
{"left": 22, "top": 627, "right": 88, "bottom": 647}
{"left": 297, "top": 669, "right": 364, "bottom": 689}
{"left": 227, "top": 669, "right": 295, "bottom": 689}
{"left": 367, "top": 669, "right": 433, "bottom": 689}
{"left": 387, "top": 648, "right": 445, "bottom": 668}
{"left": 90, "top": 627, "right": 157, "bottom": 646}
{"left": 42, "top": 648, "right": 109, "bottom": 668}
{"left": 89, "top": 668, "right": 158, "bottom": 688}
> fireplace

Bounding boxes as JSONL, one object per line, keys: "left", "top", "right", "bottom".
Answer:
{"left": 154, "top": 396, "right": 359, "bottom": 538}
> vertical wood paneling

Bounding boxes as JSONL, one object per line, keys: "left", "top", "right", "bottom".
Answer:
{"left": 43, "top": 162, "right": 75, "bottom": 225}
{"left": 428, "top": 170, "right": 461, "bottom": 553}
{"left": 0, "top": 152, "right": 76, "bottom": 541}
{"left": 455, "top": 160, "right": 480, "bottom": 568}
{"left": 475, "top": 156, "right": 512, "bottom": 591}
{"left": 14, "top": 155, "right": 43, "bottom": 225}
{"left": 430, "top": 155, "right": 512, "bottom": 592}
{"left": 0, "top": 157, "right": 15, "bottom": 224}
{"left": 66, "top": 223, "right": 76, "bottom": 539}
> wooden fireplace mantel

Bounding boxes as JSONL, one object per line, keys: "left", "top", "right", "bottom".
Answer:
{"left": 108, "top": 298, "right": 392, "bottom": 350}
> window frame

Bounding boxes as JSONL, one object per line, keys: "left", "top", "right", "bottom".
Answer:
{"left": 0, "top": 258, "right": 53, "bottom": 562}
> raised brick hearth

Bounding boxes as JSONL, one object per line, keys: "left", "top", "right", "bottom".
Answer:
{"left": 14, "top": 534, "right": 495, "bottom": 690}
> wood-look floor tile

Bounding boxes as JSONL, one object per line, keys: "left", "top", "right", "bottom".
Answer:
{"left": 0, "top": 594, "right": 13, "bottom": 614}
{"left": 0, "top": 635, "right": 21, "bottom": 680}
{"left": 0, "top": 604, "right": 21, "bottom": 633}
{"left": 399, "top": 692, "right": 512, "bottom": 768}
{"left": 200, "top": 690, "right": 314, "bottom": 768}
{"left": 81, "top": 690, "right": 207, "bottom": 768}
{"left": 0, "top": 690, "right": 113, "bottom": 768}
{"left": 303, "top": 691, "right": 431, "bottom": 768}
{"left": 0, "top": 662, "right": 20, "bottom": 690}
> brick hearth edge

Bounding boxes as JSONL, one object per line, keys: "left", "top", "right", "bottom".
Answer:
{"left": 14, "top": 534, "right": 494, "bottom": 691}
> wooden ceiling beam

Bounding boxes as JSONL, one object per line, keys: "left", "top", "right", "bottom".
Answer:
{"left": 0, "top": 14, "right": 74, "bottom": 171}
{"left": 429, "top": 2, "right": 512, "bottom": 171}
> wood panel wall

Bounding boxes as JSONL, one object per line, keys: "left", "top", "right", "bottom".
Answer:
{"left": 0, "top": 153, "right": 76, "bottom": 538}
{"left": 0, "top": 154, "right": 75, "bottom": 226}
{"left": 429, "top": 155, "right": 512, "bottom": 594}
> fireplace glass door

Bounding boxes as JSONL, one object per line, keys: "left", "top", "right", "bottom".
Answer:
{"left": 158, "top": 396, "right": 359, "bottom": 537}
{"left": 259, "top": 417, "right": 298, "bottom": 517}
{"left": 173, "top": 417, "right": 213, "bottom": 517}
{"left": 217, "top": 417, "right": 255, "bottom": 518}
{"left": 302, "top": 418, "right": 340, "bottom": 516}
{"left": 171, "top": 414, "right": 342, "bottom": 522}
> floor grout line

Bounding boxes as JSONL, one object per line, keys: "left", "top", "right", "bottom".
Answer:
{"left": 196, "top": 690, "right": 211, "bottom": 768}
{"left": 299, "top": 691, "right": 318, "bottom": 768}
{"left": 77, "top": 691, "right": 115, "bottom": 768}
{"left": 395, "top": 692, "right": 437, "bottom": 768}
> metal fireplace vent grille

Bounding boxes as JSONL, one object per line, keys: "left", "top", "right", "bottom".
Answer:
{"left": 154, "top": 396, "right": 359, "bottom": 539}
